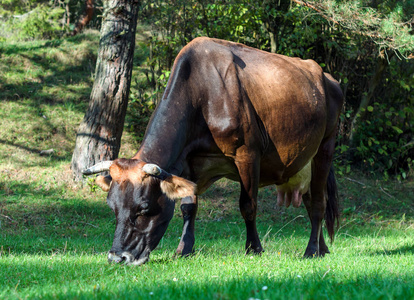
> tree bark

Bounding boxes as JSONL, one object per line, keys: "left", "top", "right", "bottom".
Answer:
{"left": 261, "top": 0, "right": 291, "bottom": 53}
{"left": 71, "top": 0, "right": 95, "bottom": 36}
{"left": 349, "top": 53, "right": 393, "bottom": 145}
{"left": 71, "top": 0, "right": 140, "bottom": 181}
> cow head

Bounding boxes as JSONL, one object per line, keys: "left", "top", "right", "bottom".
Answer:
{"left": 83, "top": 158, "right": 196, "bottom": 265}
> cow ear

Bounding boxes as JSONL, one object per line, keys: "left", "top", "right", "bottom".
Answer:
{"left": 96, "top": 175, "right": 112, "bottom": 192}
{"left": 160, "top": 175, "right": 196, "bottom": 199}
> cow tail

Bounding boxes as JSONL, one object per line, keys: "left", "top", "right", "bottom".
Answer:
{"left": 325, "top": 165, "right": 339, "bottom": 243}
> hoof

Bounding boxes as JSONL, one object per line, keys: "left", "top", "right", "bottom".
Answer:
{"left": 319, "top": 248, "right": 330, "bottom": 256}
{"left": 245, "top": 246, "right": 264, "bottom": 255}
{"left": 303, "top": 249, "right": 329, "bottom": 258}
{"left": 303, "top": 252, "right": 319, "bottom": 258}
{"left": 174, "top": 248, "right": 194, "bottom": 259}
{"left": 175, "top": 240, "right": 195, "bottom": 258}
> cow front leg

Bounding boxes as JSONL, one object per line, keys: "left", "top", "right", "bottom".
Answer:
{"left": 176, "top": 195, "right": 198, "bottom": 257}
{"left": 237, "top": 160, "right": 263, "bottom": 255}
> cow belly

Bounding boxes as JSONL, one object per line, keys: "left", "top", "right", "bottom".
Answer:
{"left": 276, "top": 161, "right": 311, "bottom": 208}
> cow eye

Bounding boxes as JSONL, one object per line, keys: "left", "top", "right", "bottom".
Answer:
{"left": 129, "top": 216, "right": 136, "bottom": 226}
{"left": 136, "top": 202, "right": 149, "bottom": 216}
{"left": 136, "top": 209, "right": 148, "bottom": 217}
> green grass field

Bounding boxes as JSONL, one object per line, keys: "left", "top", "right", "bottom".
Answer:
{"left": 1, "top": 31, "right": 413, "bottom": 299}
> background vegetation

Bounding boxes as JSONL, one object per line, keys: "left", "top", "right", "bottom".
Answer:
{"left": 0, "top": 1, "right": 413, "bottom": 299}
{"left": 1, "top": 0, "right": 413, "bottom": 179}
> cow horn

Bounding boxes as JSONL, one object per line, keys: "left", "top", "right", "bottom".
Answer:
{"left": 82, "top": 161, "right": 113, "bottom": 175}
{"left": 142, "top": 163, "right": 162, "bottom": 176}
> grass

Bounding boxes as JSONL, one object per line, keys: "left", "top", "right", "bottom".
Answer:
{"left": 1, "top": 30, "right": 414, "bottom": 299}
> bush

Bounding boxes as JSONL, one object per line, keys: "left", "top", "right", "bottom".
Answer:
{"left": 12, "top": 4, "right": 65, "bottom": 40}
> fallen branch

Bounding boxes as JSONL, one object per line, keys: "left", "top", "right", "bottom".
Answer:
{"left": 73, "top": 219, "right": 99, "bottom": 228}
{"left": 380, "top": 186, "right": 394, "bottom": 199}
{"left": 344, "top": 177, "right": 365, "bottom": 186}
{"left": 0, "top": 214, "right": 15, "bottom": 223}
{"left": 13, "top": 9, "right": 37, "bottom": 19}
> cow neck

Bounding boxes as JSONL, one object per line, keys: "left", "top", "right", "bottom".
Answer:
{"left": 133, "top": 95, "right": 193, "bottom": 173}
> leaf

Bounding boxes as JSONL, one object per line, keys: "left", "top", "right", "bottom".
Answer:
{"left": 392, "top": 126, "right": 403, "bottom": 134}
{"left": 367, "top": 106, "right": 374, "bottom": 112}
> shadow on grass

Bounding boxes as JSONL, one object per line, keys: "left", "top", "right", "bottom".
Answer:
{"left": 0, "top": 34, "right": 95, "bottom": 55}
{"left": 0, "top": 139, "right": 69, "bottom": 162}
{"left": 0, "top": 31, "right": 149, "bottom": 111}
{"left": 0, "top": 37, "right": 96, "bottom": 102}
{"left": 58, "top": 274, "right": 414, "bottom": 300}
{"left": 369, "top": 244, "right": 414, "bottom": 256}
{"left": 2, "top": 264, "right": 414, "bottom": 300}
{"left": 0, "top": 180, "right": 114, "bottom": 254}
{"left": 0, "top": 138, "right": 42, "bottom": 154}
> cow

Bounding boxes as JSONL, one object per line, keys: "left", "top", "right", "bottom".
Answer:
{"left": 83, "top": 37, "right": 343, "bottom": 265}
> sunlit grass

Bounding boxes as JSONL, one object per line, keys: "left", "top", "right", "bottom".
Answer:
{"left": 1, "top": 169, "right": 413, "bottom": 299}
{"left": 2, "top": 232, "right": 414, "bottom": 299}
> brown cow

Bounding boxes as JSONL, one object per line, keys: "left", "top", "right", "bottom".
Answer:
{"left": 83, "top": 37, "right": 343, "bottom": 265}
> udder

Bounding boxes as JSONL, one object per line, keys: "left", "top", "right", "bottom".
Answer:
{"left": 276, "top": 161, "right": 311, "bottom": 208}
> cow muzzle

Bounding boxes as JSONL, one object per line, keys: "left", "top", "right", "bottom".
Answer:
{"left": 107, "top": 251, "right": 149, "bottom": 266}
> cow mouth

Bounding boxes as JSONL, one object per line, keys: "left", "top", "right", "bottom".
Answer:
{"left": 108, "top": 250, "right": 149, "bottom": 266}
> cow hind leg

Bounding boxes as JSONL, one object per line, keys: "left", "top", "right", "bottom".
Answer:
{"left": 176, "top": 195, "right": 198, "bottom": 257}
{"left": 237, "top": 160, "right": 263, "bottom": 255}
{"left": 303, "top": 193, "right": 330, "bottom": 256}
{"left": 304, "top": 137, "right": 339, "bottom": 258}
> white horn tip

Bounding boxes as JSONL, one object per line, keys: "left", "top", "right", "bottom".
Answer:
{"left": 82, "top": 168, "right": 93, "bottom": 175}
{"left": 82, "top": 161, "right": 113, "bottom": 175}
{"left": 142, "top": 163, "right": 162, "bottom": 176}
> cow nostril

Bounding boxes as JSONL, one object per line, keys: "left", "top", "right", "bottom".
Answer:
{"left": 121, "top": 252, "right": 135, "bottom": 264}
{"left": 108, "top": 252, "right": 124, "bottom": 264}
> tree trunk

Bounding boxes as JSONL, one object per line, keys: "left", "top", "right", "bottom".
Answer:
{"left": 267, "top": 24, "right": 277, "bottom": 53}
{"left": 71, "top": 0, "right": 140, "bottom": 181}
{"left": 71, "top": 0, "right": 95, "bottom": 36}
{"left": 261, "top": 0, "right": 291, "bottom": 53}
{"left": 349, "top": 53, "right": 392, "bottom": 145}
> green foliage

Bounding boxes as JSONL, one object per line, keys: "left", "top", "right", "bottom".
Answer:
{"left": 0, "top": 0, "right": 103, "bottom": 41}
{"left": 136, "top": 0, "right": 268, "bottom": 107}
{"left": 313, "top": 0, "right": 414, "bottom": 58}
{"left": 13, "top": 4, "right": 65, "bottom": 40}
{"left": 348, "top": 57, "right": 414, "bottom": 180}
{"left": 353, "top": 103, "right": 413, "bottom": 179}
{"left": 1, "top": 0, "right": 65, "bottom": 40}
